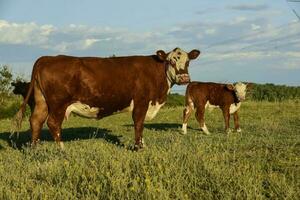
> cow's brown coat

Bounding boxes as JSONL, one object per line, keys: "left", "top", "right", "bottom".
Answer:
{"left": 15, "top": 48, "right": 200, "bottom": 149}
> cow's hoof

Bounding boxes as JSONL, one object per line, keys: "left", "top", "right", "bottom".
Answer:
{"left": 181, "top": 130, "right": 187, "bottom": 135}
{"left": 236, "top": 128, "right": 242, "bottom": 133}
{"left": 203, "top": 130, "right": 211, "bottom": 135}
{"left": 133, "top": 144, "right": 145, "bottom": 151}
{"left": 201, "top": 129, "right": 210, "bottom": 135}
{"left": 181, "top": 124, "right": 187, "bottom": 135}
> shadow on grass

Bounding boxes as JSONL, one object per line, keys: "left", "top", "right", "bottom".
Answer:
{"left": 124, "top": 123, "right": 182, "bottom": 131}
{"left": 0, "top": 127, "right": 123, "bottom": 150}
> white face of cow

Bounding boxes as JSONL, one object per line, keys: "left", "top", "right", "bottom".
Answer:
{"left": 156, "top": 48, "right": 200, "bottom": 86}
{"left": 234, "top": 82, "right": 247, "bottom": 101}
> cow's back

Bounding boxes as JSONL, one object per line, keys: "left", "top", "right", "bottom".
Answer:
{"left": 187, "top": 82, "right": 234, "bottom": 107}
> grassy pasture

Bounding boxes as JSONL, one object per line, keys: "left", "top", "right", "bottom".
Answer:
{"left": 0, "top": 101, "right": 299, "bottom": 199}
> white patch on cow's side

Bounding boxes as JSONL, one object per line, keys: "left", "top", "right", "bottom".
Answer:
{"left": 65, "top": 102, "right": 100, "bottom": 120}
{"left": 205, "top": 101, "right": 219, "bottom": 112}
{"left": 229, "top": 102, "right": 241, "bottom": 114}
{"left": 145, "top": 101, "right": 165, "bottom": 121}
{"left": 182, "top": 123, "right": 187, "bottom": 134}
{"left": 120, "top": 100, "right": 134, "bottom": 112}
{"left": 201, "top": 123, "right": 210, "bottom": 135}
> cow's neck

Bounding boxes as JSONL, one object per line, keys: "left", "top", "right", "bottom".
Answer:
{"left": 166, "top": 64, "right": 176, "bottom": 89}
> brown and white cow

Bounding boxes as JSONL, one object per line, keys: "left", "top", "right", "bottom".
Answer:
{"left": 11, "top": 81, "right": 35, "bottom": 113}
{"left": 14, "top": 48, "right": 200, "bottom": 149}
{"left": 182, "top": 82, "right": 252, "bottom": 135}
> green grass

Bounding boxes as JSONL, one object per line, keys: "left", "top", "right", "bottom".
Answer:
{"left": 0, "top": 101, "right": 299, "bottom": 199}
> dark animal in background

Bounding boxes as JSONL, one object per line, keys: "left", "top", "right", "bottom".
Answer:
{"left": 182, "top": 82, "right": 252, "bottom": 135}
{"left": 14, "top": 48, "right": 200, "bottom": 150}
{"left": 11, "top": 81, "right": 35, "bottom": 112}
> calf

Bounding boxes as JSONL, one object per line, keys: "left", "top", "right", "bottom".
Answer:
{"left": 182, "top": 82, "right": 251, "bottom": 135}
{"left": 11, "top": 81, "right": 35, "bottom": 113}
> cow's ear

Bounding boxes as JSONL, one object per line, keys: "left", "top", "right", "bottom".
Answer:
{"left": 188, "top": 49, "right": 201, "bottom": 60}
{"left": 226, "top": 84, "right": 235, "bottom": 91}
{"left": 156, "top": 50, "right": 167, "bottom": 61}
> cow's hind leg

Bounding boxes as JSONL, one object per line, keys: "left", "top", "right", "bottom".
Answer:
{"left": 195, "top": 106, "right": 210, "bottom": 135}
{"left": 47, "top": 110, "right": 65, "bottom": 149}
{"left": 182, "top": 105, "right": 193, "bottom": 134}
{"left": 30, "top": 82, "right": 48, "bottom": 146}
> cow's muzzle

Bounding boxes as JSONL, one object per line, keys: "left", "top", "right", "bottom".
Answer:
{"left": 177, "top": 74, "right": 190, "bottom": 85}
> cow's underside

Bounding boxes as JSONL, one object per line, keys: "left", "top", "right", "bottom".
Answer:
{"left": 64, "top": 99, "right": 165, "bottom": 121}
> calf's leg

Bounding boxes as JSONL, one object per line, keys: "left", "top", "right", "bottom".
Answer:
{"left": 222, "top": 107, "right": 231, "bottom": 133}
{"left": 182, "top": 105, "right": 193, "bottom": 134}
{"left": 195, "top": 107, "right": 210, "bottom": 135}
{"left": 233, "top": 111, "right": 241, "bottom": 132}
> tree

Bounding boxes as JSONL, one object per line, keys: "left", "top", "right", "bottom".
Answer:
{"left": 0, "top": 65, "right": 13, "bottom": 104}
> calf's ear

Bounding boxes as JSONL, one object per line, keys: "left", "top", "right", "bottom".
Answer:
{"left": 156, "top": 50, "right": 167, "bottom": 61}
{"left": 226, "top": 84, "right": 235, "bottom": 91}
{"left": 188, "top": 49, "right": 201, "bottom": 60}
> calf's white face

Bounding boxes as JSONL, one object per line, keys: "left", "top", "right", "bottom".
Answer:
{"left": 234, "top": 82, "right": 247, "bottom": 101}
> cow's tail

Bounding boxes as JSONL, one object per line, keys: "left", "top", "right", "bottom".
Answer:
{"left": 10, "top": 59, "right": 40, "bottom": 137}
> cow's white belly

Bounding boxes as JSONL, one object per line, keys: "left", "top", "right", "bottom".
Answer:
{"left": 117, "top": 100, "right": 134, "bottom": 113}
{"left": 145, "top": 101, "right": 165, "bottom": 121}
{"left": 205, "top": 101, "right": 241, "bottom": 114}
{"left": 205, "top": 101, "right": 219, "bottom": 112}
{"left": 65, "top": 100, "right": 163, "bottom": 121}
{"left": 65, "top": 102, "right": 100, "bottom": 120}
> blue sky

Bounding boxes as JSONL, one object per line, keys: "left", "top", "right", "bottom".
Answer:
{"left": 1, "top": 0, "right": 300, "bottom": 92}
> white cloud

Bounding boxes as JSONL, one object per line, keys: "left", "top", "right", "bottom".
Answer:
{"left": 205, "top": 28, "right": 216, "bottom": 35}
{"left": 0, "top": 20, "right": 52, "bottom": 45}
{"left": 230, "top": 16, "right": 247, "bottom": 25}
{"left": 251, "top": 24, "right": 260, "bottom": 30}
{"left": 83, "top": 38, "right": 100, "bottom": 49}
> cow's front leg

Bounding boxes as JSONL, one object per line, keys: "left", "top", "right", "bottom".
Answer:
{"left": 132, "top": 104, "right": 148, "bottom": 150}
{"left": 233, "top": 111, "right": 241, "bottom": 132}
{"left": 222, "top": 107, "right": 231, "bottom": 133}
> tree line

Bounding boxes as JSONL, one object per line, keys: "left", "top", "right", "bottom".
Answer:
{"left": 0, "top": 65, "right": 300, "bottom": 119}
